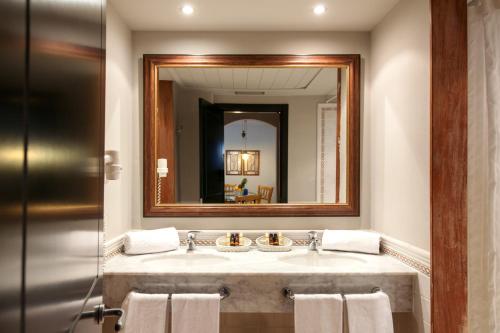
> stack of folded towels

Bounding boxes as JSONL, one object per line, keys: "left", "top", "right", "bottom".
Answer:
{"left": 321, "top": 229, "right": 381, "bottom": 254}
{"left": 123, "top": 227, "right": 180, "bottom": 255}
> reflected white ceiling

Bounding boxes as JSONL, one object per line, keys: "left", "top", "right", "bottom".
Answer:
{"left": 110, "top": 0, "right": 399, "bottom": 31}
{"left": 158, "top": 67, "right": 340, "bottom": 96}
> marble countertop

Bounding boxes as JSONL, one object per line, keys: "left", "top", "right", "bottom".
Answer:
{"left": 104, "top": 247, "right": 417, "bottom": 312}
{"left": 104, "top": 247, "right": 417, "bottom": 276}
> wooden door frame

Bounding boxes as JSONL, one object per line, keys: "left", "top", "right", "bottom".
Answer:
{"left": 431, "top": 0, "right": 467, "bottom": 332}
{"left": 157, "top": 80, "right": 176, "bottom": 203}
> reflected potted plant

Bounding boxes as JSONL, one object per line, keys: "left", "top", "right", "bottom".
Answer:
{"left": 238, "top": 178, "right": 248, "bottom": 195}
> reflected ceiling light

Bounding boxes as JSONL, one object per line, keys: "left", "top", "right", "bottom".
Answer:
{"left": 241, "top": 120, "right": 249, "bottom": 161}
{"left": 181, "top": 4, "right": 194, "bottom": 15}
{"left": 313, "top": 4, "right": 327, "bottom": 15}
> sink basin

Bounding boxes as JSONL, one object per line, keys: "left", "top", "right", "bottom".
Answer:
{"left": 141, "top": 252, "right": 230, "bottom": 266}
{"left": 278, "top": 251, "right": 367, "bottom": 267}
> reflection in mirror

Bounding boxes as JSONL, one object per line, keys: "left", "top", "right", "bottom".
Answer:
{"left": 154, "top": 66, "right": 349, "bottom": 205}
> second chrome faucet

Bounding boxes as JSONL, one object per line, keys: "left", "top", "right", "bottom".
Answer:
{"left": 308, "top": 231, "right": 320, "bottom": 251}
{"left": 186, "top": 231, "right": 200, "bottom": 251}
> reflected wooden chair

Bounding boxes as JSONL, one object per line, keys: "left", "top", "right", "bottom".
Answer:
{"left": 235, "top": 194, "right": 261, "bottom": 204}
{"left": 257, "top": 185, "right": 274, "bottom": 204}
{"left": 224, "top": 184, "right": 238, "bottom": 203}
{"left": 225, "top": 184, "right": 238, "bottom": 192}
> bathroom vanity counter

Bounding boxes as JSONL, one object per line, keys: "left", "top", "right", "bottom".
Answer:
{"left": 104, "top": 247, "right": 416, "bottom": 313}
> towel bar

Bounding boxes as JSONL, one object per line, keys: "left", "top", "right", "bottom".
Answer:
{"left": 132, "top": 286, "right": 231, "bottom": 300}
{"left": 282, "top": 287, "right": 381, "bottom": 301}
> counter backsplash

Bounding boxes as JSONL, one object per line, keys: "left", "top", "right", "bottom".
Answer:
{"left": 104, "top": 229, "right": 430, "bottom": 276}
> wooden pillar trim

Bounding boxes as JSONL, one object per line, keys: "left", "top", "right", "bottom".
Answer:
{"left": 430, "top": 0, "right": 468, "bottom": 331}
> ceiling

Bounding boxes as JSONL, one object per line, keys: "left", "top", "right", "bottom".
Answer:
{"left": 158, "top": 67, "right": 340, "bottom": 96}
{"left": 111, "top": 0, "right": 399, "bottom": 31}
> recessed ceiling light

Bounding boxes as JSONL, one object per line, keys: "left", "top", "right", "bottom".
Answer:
{"left": 313, "top": 4, "right": 327, "bottom": 15}
{"left": 181, "top": 4, "right": 194, "bottom": 15}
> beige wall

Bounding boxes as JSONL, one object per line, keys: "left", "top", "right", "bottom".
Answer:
{"left": 369, "top": 0, "right": 431, "bottom": 251}
{"left": 131, "top": 32, "right": 371, "bottom": 230}
{"left": 104, "top": 4, "right": 134, "bottom": 240}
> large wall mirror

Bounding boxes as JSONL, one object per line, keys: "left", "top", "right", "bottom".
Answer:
{"left": 144, "top": 55, "right": 360, "bottom": 216}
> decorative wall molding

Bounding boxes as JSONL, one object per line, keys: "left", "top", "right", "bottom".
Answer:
{"left": 104, "top": 230, "right": 431, "bottom": 276}
{"left": 380, "top": 234, "right": 431, "bottom": 276}
{"left": 104, "top": 234, "right": 124, "bottom": 260}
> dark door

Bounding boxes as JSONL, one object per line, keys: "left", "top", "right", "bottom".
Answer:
{"left": 25, "top": 0, "right": 105, "bottom": 332}
{"left": 199, "top": 99, "right": 225, "bottom": 203}
{"left": 0, "top": 0, "right": 26, "bottom": 331}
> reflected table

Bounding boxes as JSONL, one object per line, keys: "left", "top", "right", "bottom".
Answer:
{"left": 225, "top": 191, "right": 261, "bottom": 204}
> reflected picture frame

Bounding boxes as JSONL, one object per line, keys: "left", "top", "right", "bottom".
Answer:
{"left": 226, "top": 150, "right": 243, "bottom": 175}
{"left": 243, "top": 150, "right": 260, "bottom": 176}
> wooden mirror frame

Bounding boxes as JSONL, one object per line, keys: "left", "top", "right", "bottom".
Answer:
{"left": 143, "top": 54, "right": 360, "bottom": 217}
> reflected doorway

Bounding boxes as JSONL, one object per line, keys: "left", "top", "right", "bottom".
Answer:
{"left": 199, "top": 101, "right": 288, "bottom": 204}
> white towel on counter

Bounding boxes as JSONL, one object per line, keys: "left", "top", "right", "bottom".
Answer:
{"left": 294, "top": 294, "right": 343, "bottom": 333}
{"left": 171, "top": 293, "right": 220, "bottom": 333}
{"left": 322, "top": 230, "right": 381, "bottom": 254}
{"left": 123, "top": 227, "right": 180, "bottom": 255}
{"left": 345, "top": 291, "right": 394, "bottom": 333}
{"left": 121, "top": 292, "right": 170, "bottom": 333}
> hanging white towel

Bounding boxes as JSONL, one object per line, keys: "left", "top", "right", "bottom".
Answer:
{"left": 121, "top": 292, "right": 169, "bottom": 333}
{"left": 322, "top": 230, "right": 381, "bottom": 254}
{"left": 294, "top": 294, "right": 343, "bottom": 333}
{"left": 171, "top": 293, "right": 220, "bottom": 333}
{"left": 123, "top": 227, "right": 180, "bottom": 255}
{"left": 345, "top": 291, "right": 394, "bottom": 333}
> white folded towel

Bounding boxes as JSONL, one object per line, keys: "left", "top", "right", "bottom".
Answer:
{"left": 322, "top": 230, "right": 381, "bottom": 254}
{"left": 123, "top": 227, "right": 180, "bottom": 255}
{"left": 294, "top": 294, "right": 343, "bottom": 333}
{"left": 121, "top": 292, "right": 170, "bottom": 333}
{"left": 345, "top": 291, "right": 394, "bottom": 333}
{"left": 171, "top": 294, "right": 220, "bottom": 333}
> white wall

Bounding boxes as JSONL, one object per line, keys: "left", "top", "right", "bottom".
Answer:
{"left": 370, "top": 0, "right": 430, "bottom": 251}
{"left": 173, "top": 85, "right": 214, "bottom": 202}
{"left": 104, "top": 4, "right": 134, "bottom": 240}
{"left": 225, "top": 120, "right": 277, "bottom": 203}
{"left": 131, "top": 31, "right": 371, "bottom": 230}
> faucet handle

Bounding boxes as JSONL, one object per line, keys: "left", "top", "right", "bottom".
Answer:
{"left": 308, "top": 231, "right": 318, "bottom": 240}
{"left": 187, "top": 230, "right": 200, "bottom": 239}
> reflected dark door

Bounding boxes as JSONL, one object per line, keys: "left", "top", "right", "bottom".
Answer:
{"left": 199, "top": 99, "right": 224, "bottom": 203}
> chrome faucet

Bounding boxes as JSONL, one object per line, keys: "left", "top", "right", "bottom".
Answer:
{"left": 308, "top": 231, "right": 320, "bottom": 251}
{"left": 186, "top": 231, "right": 200, "bottom": 251}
